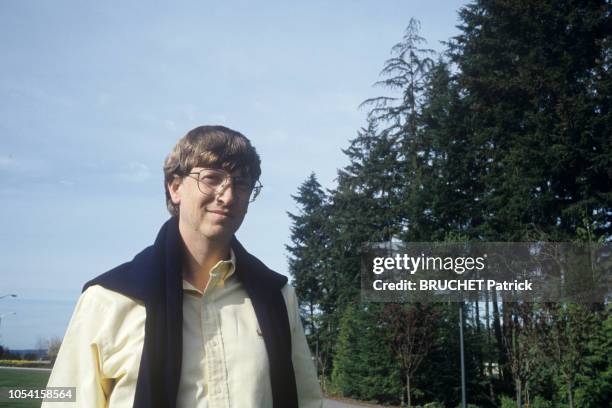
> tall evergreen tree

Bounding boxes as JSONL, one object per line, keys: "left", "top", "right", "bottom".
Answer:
{"left": 286, "top": 173, "right": 330, "bottom": 380}
{"left": 287, "top": 173, "right": 328, "bottom": 322}
{"left": 448, "top": 0, "right": 612, "bottom": 241}
{"left": 446, "top": 3, "right": 612, "bottom": 406}
{"left": 332, "top": 303, "right": 403, "bottom": 404}
{"left": 289, "top": 2, "right": 611, "bottom": 405}
{"left": 362, "top": 17, "right": 435, "bottom": 135}
{"left": 361, "top": 18, "right": 437, "bottom": 240}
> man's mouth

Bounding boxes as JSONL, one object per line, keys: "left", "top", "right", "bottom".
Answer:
{"left": 206, "top": 209, "right": 233, "bottom": 218}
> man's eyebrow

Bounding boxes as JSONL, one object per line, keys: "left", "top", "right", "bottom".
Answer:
{"left": 227, "top": 167, "right": 251, "bottom": 177}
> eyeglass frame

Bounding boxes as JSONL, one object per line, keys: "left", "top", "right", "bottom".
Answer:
{"left": 185, "top": 168, "right": 263, "bottom": 203}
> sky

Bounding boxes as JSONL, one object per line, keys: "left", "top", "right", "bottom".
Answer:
{"left": 0, "top": 0, "right": 467, "bottom": 349}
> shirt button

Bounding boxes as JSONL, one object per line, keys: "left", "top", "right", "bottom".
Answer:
{"left": 216, "top": 385, "right": 223, "bottom": 395}
{"left": 210, "top": 339, "right": 218, "bottom": 347}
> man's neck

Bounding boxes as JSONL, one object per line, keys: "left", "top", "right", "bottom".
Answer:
{"left": 179, "top": 222, "right": 231, "bottom": 293}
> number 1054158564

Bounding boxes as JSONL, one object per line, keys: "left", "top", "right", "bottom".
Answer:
{"left": 1, "top": 387, "right": 75, "bottom": 402}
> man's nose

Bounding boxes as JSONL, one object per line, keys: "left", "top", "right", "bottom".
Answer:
{"left": 215, "top": 180, "right": 235, "bottom": 204}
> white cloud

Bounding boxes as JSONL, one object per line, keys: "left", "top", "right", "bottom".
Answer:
{"left": 117, "top": 162, "right": 150, "bottom": 183}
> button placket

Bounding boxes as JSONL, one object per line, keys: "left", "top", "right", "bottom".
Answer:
{"left": 201, "top": 284, "right": 229, "bottom": 408}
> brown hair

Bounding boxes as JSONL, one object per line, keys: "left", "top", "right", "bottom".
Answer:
{"left": 163, "top": 125, "right": 262, "bottom": 216}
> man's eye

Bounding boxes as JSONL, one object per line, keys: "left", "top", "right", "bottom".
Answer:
{"left": 202, "top": 175, "right": 224, "bottom": 184}
{"left": 234, "top": 179, "right": 252, "bottom": 189}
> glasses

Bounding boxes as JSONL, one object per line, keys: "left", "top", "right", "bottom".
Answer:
{"left": 187, "top": 168, "right": 263, "bottom": 203}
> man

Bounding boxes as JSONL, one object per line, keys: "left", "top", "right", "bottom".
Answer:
{"left": 44, "top": 126, "right": 323, "bottom": 408}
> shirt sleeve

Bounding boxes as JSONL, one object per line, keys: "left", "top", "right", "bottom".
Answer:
{"left": 42, "top": 287, "right": 114, "bottom": 408}
{"left": 284, "top": 285, "right": 324, "bottom": 408}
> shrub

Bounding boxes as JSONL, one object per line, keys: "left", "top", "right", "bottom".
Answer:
{"left": 0, "top": 359, "right": 51, "bottom": 368}
{"left": 500, "top": 395, "right": 516, "bottom": 408}
{"left": 530, "top": 396, "right": 552, "bottom": 408}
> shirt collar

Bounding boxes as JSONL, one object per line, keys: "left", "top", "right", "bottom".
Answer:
{"left": 182, "top": 248, "right": 236, "bottom": 295}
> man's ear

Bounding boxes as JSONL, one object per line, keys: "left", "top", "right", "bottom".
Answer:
{"left": 167, "top": 176, "right": 182, "bottom": 206}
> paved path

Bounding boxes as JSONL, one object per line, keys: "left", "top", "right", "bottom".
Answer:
{"left": 324, "top": 400, "right": 360, "bottom": 408}
{"left": 0, "top": 369, "right": 379, "bottom": 407}
{"left": 324, "top": 398, "right": 388, "bottom": 408}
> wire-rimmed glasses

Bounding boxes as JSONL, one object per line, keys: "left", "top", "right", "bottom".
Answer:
{"left": 187, "top": 168, "right": 262, "bottom": 203}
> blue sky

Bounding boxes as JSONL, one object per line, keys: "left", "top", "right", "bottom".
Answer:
{"left": 0, "top": 0, "right": 466, "bottom": 349}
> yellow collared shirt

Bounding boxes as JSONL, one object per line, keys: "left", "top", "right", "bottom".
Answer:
{"left": 44, "top": 253, "right": 322, "bottom": 408}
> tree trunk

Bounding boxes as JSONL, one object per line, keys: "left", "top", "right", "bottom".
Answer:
{"left": 502, "top": 302, "right": 513, "bottom": 381}
{"left": 485, "top": 291, "right": 495, "bottom": 403}
{"left": 492, "top": 290, "right": 505, "bottom": 379}
{"left": 406, "top": 372, "right": 412, "bottom": 408}
{"left": 310, "top": 302, "right": 318, "bottom": 376}
{"left": 515, "top": 378, "right": 522, "bottom": 408}
{"left": 321, "top": 364, "right": 326, "bottom": 392}
{"left": 567, "top": 380, "right": 574, "bottom": 408}
{"left": 475, "top": 299, "right": 483, "bottom": 377}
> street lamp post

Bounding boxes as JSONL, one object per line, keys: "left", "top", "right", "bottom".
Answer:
{"left": 459, "top": 302, "right": 467, "bottom": 408}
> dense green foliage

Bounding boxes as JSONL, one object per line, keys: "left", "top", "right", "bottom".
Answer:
{"left": 287, "top": 1, "right": 611, "bottom": 407}
{"left": 332, "top": 303, "right": 403, "bottom": 403}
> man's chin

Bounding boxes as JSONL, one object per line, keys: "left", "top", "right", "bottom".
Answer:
{"left": 198, "top": 226, "right": 235, "bottom": 242}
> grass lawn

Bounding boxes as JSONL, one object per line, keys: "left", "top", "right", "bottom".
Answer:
{"left": 0, "top": 367, "right": 51, "bottom": 408}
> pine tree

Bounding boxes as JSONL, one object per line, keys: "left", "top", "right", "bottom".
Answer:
{"left": 332, "top": 302, "right": 403, "bottom": 404}
{"left": 362, "top": 18, "right": 435, "bottom": 135}
{"left": 289, "top": 2, "right": 611, "bottom": 405}
{"left": 286, "top": 173, "right": 330, "bottom": 381}
{"left": 447, "top": 3, "right": 612, "bottom": 405}
{"left": 573, "top": 305, "right": 612, "bottom": 407}
{"left": 361, "top": 18, "right": 437, "bottom": 240}
{"left": 448, "top": 0, "right": 612, "bottom": 241}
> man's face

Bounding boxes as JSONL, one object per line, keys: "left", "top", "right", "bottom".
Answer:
{"left": 169, "top": 167, "right": 250, "bottom": 243}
